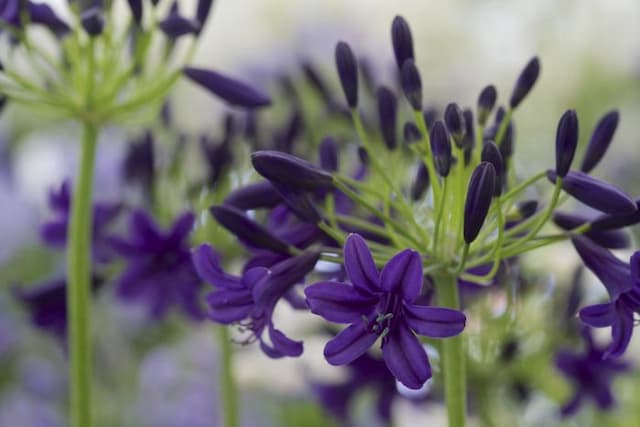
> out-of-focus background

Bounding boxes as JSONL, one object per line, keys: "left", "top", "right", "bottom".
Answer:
{"left": 2, "top": 1, "right": 640, "bottom": 426}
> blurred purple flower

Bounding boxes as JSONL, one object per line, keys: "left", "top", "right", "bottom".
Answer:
{"left": 110, "top": 210, "right": 203, "bottom": 321}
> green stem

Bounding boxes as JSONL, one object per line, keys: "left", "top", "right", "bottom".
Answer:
{"left": 218, "top": 326, "right": 239, "bottom": 427}
{"left": 435, "top": 274, "right": 466, "bottom": 427}
{"left": 67, "top": 122, "right": 98, "bottom": 427}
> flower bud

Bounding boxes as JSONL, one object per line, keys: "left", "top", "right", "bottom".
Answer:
{"left": 403, "top": 121, "right": 421, "bottom": 144}
{"left": 423, "top": 107, "right": 438, "bottom": 129}
{"left": 319, "top": 137, "right": 339, "bottom": 172}
{"left": 81, "top": 7, "right": 104, "bottom": 36}
{"left": 159, "top": 13, "right": 200, "bottom": 38}
{"left": 461, "top": 109, "right": 475, "bottom": 150}
{"left": 251, "top": 150, "right": 334, "bottom": 190}
{"left": 481, "top": 141, "right": 504, "bottom": 196}
{"left": 376, "top": 86, "right": 398, "bottom": 150}
{"left": 509, "top": 56, "right": 540, "bottom": 109}
{"left": 410, "top": 163, "right": 430, "bottom": 201}
{"left": 335, "top": 41, "right": 359, "bottom": 108}
{"left": 196, "top": 0, "right": 215, "bottom": 32}
{"left": 547, "top": 170, "right": 637, "bottom": 215}
{"left": 555, "top": 109, "right": 579, "bottom": 178}
{"left": 591, "top": 204, "right": 640, "bottom": 231}
{"left": 183, "top": 67, "right": 271, "bottom": 108}
{"left": 400, "top": 59, "right": 422, "bottom": 111}
{"left": 223, "top": 181, "right": 282, "bottom": 210}
{"left": 477, "top": 85, "right": 497, "bottom": 126}
{"left": 464, "top": 162, "right": 496, "bottom": 244}
{"left": 553, "top": 211, "right": 630, "bottom": 249}
{"left": 580, "top": 110, "right": 619, "bottom": 173}
{"left": 391, "top": 15, "right": 414, "bottom": 69}
{"left": 210, "top": 205, "right": 290, "bottom": 253}
{"left": 444, "top": 103, "right": 465, "bottom": 147}
{"left": 126, "top": 0, "right": 143, "bottom": 26}
{"left": 430, "top": 120, "right": 452, "bottom": 178}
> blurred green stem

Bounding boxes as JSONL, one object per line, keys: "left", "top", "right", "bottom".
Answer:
{"left": 219, "top": 326, "right": 239, "bottom": 427}
{"left": 435, "top": 274, "right": 466, "bottom": 427}
{"left": 67, "top": 121, "right": 97, "bottom": 427}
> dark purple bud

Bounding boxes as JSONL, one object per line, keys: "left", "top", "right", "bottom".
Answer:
{"left": 461, "top": 109, "right": 475, "bottom": 150}
{"left": 159, "top": 14, "right": 199, "bottom": 38}
{"left": 319, "top": 137, "right": 339, "bottom": 172}
{"left": 509, "top": 57, "right": 540, "bottom": 109}
{"left": 196, "top": 0, "right": 215, "bottom": 32}
{"left": 183, "top": 67, "right": 271, "bottom": 108}
{"left": 591, "top": 206, "right": 640, "bottom": 232}
{"left": 271, "top": 183, "right": 323, "bottom": 223}
{"left": 28, "top": 2, "right": 70, "bottom": 35}
{"left": 423, "top": 107, "right": 438, "bottom": 129}
{"left": 210, "top": 205, "right": 290, "bottom": 253}
{"left": 251, "top": 150, "right": 334, "bottom": 191}
{"left": 391, "top": 15, "right": 414, "bottom": 69}
{"left": 123, "top": 131, "right": 155, "bottom": 194}
{"left": 403, "top": 121, "right": 421, "bottom": 144}
{"left": 223, "top": 181, "right": 282, "bottom": 210}
{"left": 335, "top": 41, "right": 358, "bottom": 108}
{"left": 547, "top": 170, "right": 637, "bottom": 215}
{"left": 477, "top": 85, "right": 497, "bottom": 126}
{"left": 553, "top": 211, "right": 630, "bottom": 249}
{"left": 430, "top": 120, "right": 452, "bottom": 178}
{"left": 126, "top": 0, "right": 142, "bottom": 26}
{"left": 301, "top": 61, "right": 334, "bottom": 107}
{"left": 518, "top": 200, "right": 538, "bottom": 219}
{"left": 400, "top": 59, "right": 422, "bottom": 111}
{"left": 376, "top": 86, "right": 398, "bottom": 150}
{"left": 464, "top": 162, "right": 496, "bottom": 244}
{"left": 481, "top": 142, "right": 503, "bottom": 196}
{"left": 410, "top": 163, "right": 430, "bottom": 201}
{"left": 555, "top": 109, "right": 579, "bottom": 178}
{"left": 580, "top": 110, "right": 619, "bottom": 173}
{"left": 357, "top": 146, "right": 369, "bottom": 166}
{"left": 444, "top": 103, "right": 465, "bottom": 146}
{"left": 499, "top": 121, "right": 515, "bottom": 161}
{"left": 81, "top": 7, "right": 104, "bottom": 36}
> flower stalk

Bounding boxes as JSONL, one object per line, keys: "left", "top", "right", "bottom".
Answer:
{"left": 218, "top": 326, "right": 240, "bottom": 427}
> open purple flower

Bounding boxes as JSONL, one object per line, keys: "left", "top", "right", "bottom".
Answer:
{"left": 192, "top": 244, "right": 319, "bottom": 358}
{"left": 40, "top": 180, "right": 120, "bottom": 263}
{"left": 111, "top": 210, "right": 203, "bottom": 320}
{"left": 305, "top": 234, "right": 466, "bottom": 389}
{"left": 555, "top": 327, "right": 630, "bottom": 417}
{"left": 572, "top": 235, "right": 640, "bottom": 358}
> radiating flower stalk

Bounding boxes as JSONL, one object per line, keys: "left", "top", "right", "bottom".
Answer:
{"left": 0, "top": 1, "right": 269, "bottom": 426}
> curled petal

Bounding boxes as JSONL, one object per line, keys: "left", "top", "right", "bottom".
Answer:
{"left": 404, "top": 304, "right": 466, "bottom": 338}
{"left": 324, "top": 321, "right": 378, "bottom": 366}
{"left": 260, "top": 325, "right": 303, "bottom": 358}
{"left": 382, "top": 321, "right": 431, "bottom": 389}
{"left": 579, "top": 303, "right": 615, "bottom": 328}
{"left": 168, "top": 212, "right": 195, "bottom": 243}
{"left": 252, "top": 251, "right": 319, "bottom": 306}
{"left": 206, "top": 289, "right": 253, "bottom": 323}
{"left": 191, "top": 244, "right": 244, "bottom": 290}
{"left": 305, "top": 282, "right": 378, "bottom": 323}
{"left": 380, "top": 249, "right": 422, "bottom": 302}
{"left": 605, "top": 305, "right": 634, "bottom": 358}
{"left": 344, "top": 234, "right": 380, "bottom": 294}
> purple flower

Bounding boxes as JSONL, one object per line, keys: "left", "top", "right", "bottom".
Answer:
{"left": 40, "top": 180, "right": 120, "bottom": 263}
{"left": 192, "top": 244, "right": 319, "bottom": 358}
{"left": 159, "top": 2, "right": 200, "bottom": 38}
{"left": 305, "top": 234, "right": 466, "bottom": 389}
{"left": 555, "top": 328, "right": 630, "bottom": 417}
{"left": 0, "top": 0, "right": 19, "bottom": 27}
{"left": 572, "top": 235, "right": 640, "bottom": 358}
{"left": 111, "top": 210, "right": 203, "bottom": 320}
{"left": 28, "top": 2, "right": 70, "bottom": 35}
{"left": 391, "top": 15, "right": 414, "bottom": 69}
{"left": 183, "top": 67, "right": 271, "bottom": 108}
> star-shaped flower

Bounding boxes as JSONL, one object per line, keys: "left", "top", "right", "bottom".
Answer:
{"left": 305, "top": 233, "right": 466, "bottom": 389}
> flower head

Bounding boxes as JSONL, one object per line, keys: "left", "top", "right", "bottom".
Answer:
{"left": 305, "top": 234, "right": 466, "bottom": 389}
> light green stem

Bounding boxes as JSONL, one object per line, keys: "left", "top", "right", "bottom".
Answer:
{"left": 67, "top": 122, "right": 98, "bottom": 427}
{"left": 218, "top": 326, "right": 239, "bottom": 427}
{"left": 435, "top": 274, "right": 466, "bottom": 427}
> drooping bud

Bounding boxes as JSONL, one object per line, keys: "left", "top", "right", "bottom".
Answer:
{"left": 553, "top": 211, "right": 630, "bottom": 249}
{"left": 547, "top": 170, "right": 637, "bottom": 215}
{"left": 591, "top": 201, "right": 640, "bottom": 231}
{"left": 183, "top": 67, "right": 271, "bottom": 108}
{"left": 580, "top": 110, "right": 619, "bottom": 173}
{"left": 400, "top": 59, "right": 422, "bottom": 111}
{"left": 555, "top": 109, "right": 579, "bottom": 178}
{"left": 81, "top": 7, "right": 104, "bottom": 36}
{"left": 477, "top": 85, "right": 497, "bottom": 126}
{"left": 444, "top": 103, "right": 465, "bottom": 147}
{"left": 509, "top": 57, "right": 540, "bottom": 109}
{"left": 223, "top": 181, "right": 282, "bottom": 210}
{"left": 410, "top": 163, "right": 430, "bottom": 201}
{"left": 319, "top": 137, "right": 339, "bottom": 172}
{"left": 335, "top": 41, "right": 359, "bottom": 108}
{"left": 481, "top": 142, "right": 504, "bottom": 196}
{"left": 403, "top": 122, "right": 421, "bottom": 144}
{"left": 464, "top": 162, "right": 496, "bottom": 244}
{"left": 391, "top": 15, "right": 414, "bottom": 69}
{"left": 251, "top": 150, "right": 334, "bottom": 190}
{"left": 376, "top": 86, "right": 398, "bottom": 150}
{"left": 210, "top": 205, "right": 290, "bottom": 253}
{"left": 430, "top": 120, "right": 452, "bottom": 178}
{"left": 126, "top": 0, "right": 143, "bottom": 26}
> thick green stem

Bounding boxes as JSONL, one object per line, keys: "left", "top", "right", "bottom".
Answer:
{"left": 435, "top": 274, "right": 466, "bottom": 427}
{"left": 218, "top": 326, "right": 239, "bottom": 427}
{"left": 67, "top": 122, "right": 98, "bottom": 427}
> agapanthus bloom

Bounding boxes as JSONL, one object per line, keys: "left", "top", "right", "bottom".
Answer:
{"left": 192, "top": 244, "right": 319, "bottom": 358}
{"left": 305, "top": 234, "right": 466, "bottom": 389}
{"left": 110, "top": 210, "right": 203, "bottom": 320}
{"left": 572, "top": 235, "right": 640, "bottom": 358}
{"left": 555, "top": 327, "right": 630, "bottom": 416}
